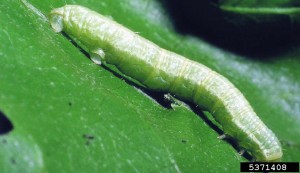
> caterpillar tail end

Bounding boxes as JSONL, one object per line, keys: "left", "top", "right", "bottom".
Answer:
{"left": 49, "top": 7, "right": 65, "bottom": 33}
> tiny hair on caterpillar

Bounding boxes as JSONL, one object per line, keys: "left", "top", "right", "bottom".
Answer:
{"left": 49, "top": 5, "right": 282, "bottom": 162}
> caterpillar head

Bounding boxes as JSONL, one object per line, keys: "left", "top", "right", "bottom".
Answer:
{"left": 49, "top": 5, "right": 87, "bottom": 32}
{"left": 49, "top": 5, "right": 108, "bottom": 65}
{"left": 49, "top": 6, "right": 65, "bottom": 32}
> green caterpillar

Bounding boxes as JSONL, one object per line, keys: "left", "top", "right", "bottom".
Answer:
{"left": 49, "top": 5, "right": 282, "bottom": 161}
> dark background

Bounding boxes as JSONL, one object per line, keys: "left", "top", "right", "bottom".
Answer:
{"left": 161, "top": 0, "right": 300, "bottom": 58}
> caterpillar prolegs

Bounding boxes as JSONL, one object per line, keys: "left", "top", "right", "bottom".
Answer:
{"left": 49, "top": 5, "right": 282, "bottom": 161}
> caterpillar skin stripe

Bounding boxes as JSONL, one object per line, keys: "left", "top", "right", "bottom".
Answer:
{"left": 49, "top": 5, "right": 282, "bottom": 161}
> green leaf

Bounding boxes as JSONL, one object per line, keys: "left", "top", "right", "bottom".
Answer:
{"left": 0, "top": 0, "right": 299, "bottom": 173}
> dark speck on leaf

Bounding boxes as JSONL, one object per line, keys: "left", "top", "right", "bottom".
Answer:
{"left": 83, "top": 134, "right": 95, "bottom": 146}
{"left": 11, "top": 158, "right": 16, "bottom": 164}
{"left": 181, "top": 139, "right": 187, "bottom": 144}
{"left": 83, "top": 134, "right": 95, "bottom": 140}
